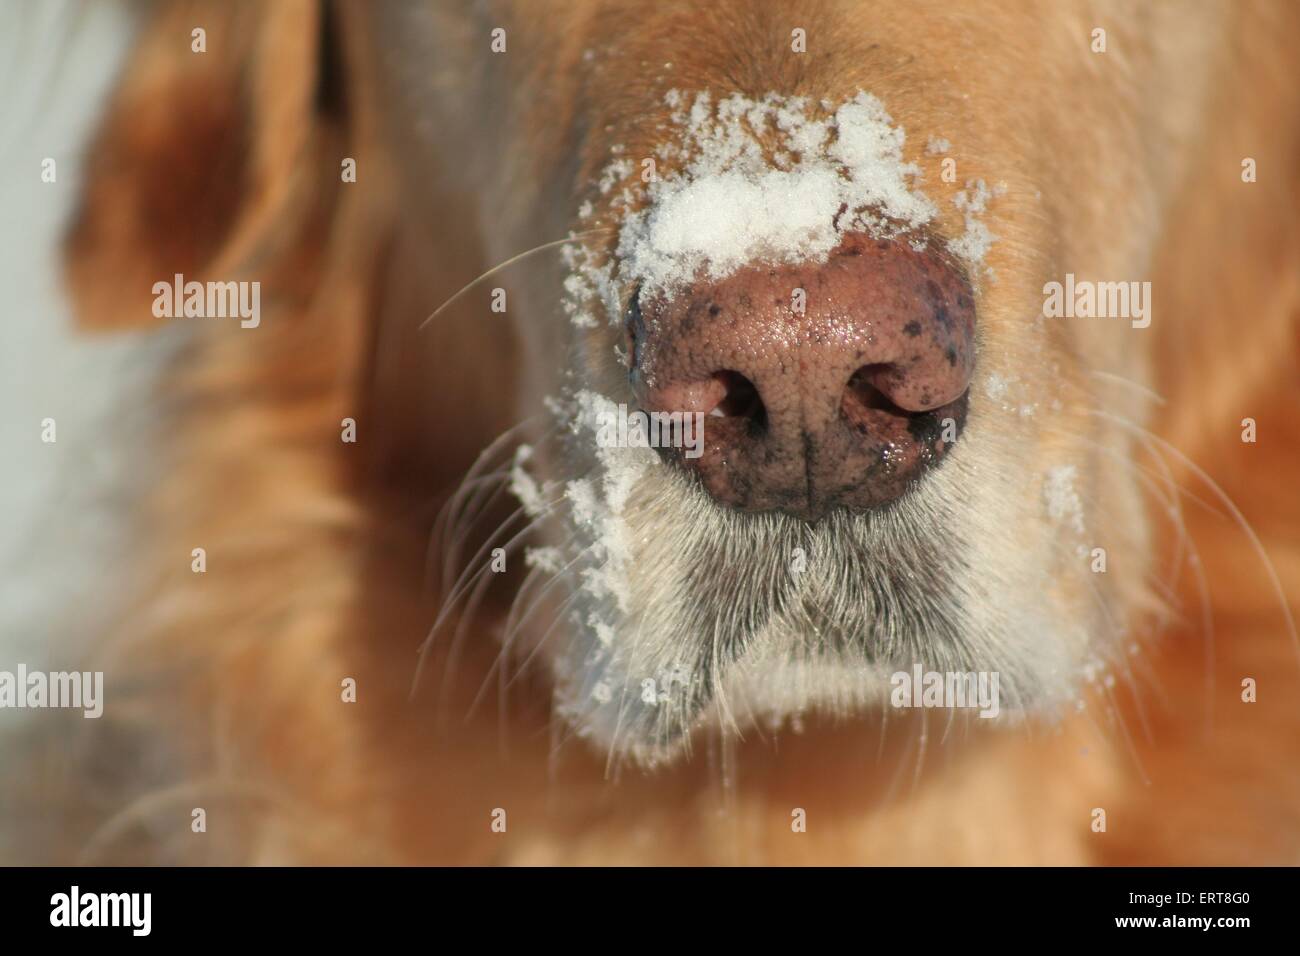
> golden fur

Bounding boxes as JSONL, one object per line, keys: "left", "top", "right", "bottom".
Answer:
{"left": 42, "top": 0, "right": 1300, "bottom": 864}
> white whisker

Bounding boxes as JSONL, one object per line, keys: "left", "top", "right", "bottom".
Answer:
{"left": 417, "top": 230, "right": 614, "bottom": 332}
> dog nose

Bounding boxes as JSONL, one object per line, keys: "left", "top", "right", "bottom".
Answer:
{"left": 627, "top": 233, "right": 975, "bottom": 520}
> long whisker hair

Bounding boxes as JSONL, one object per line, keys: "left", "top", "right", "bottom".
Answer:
{"left": 1039, "top": 397, "right": 1220, "bottom": 739}
{"left": 412, "top": 418, "right": 564, "bottom": 697}
{"left": 1090, "top": 408, "right": 1299, "bottom": 667}
{"left": 418, "top": 229, "right": 615, "bottom": 332}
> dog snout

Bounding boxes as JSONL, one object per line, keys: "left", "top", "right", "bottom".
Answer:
{"left": 628, "top": 232, "right": 976, "bottom": 520}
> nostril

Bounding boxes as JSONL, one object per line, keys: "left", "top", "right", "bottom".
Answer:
{"left": 709, "top": 371, "right": 766, "bottom": 425}
{"left": 843, "top": 364, "right": 907, "bottom": 422}
{"left": 845, "top": 360, "right": 964, "bottom": 415}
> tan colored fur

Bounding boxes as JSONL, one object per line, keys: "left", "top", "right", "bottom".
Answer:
{"left": 50, "top": 0, "right": 1300, "bottom": 864}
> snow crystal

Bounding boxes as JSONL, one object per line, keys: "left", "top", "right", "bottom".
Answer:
{"left": 1043, "top": 465, "right": 1086, "bottom": 535}
{"left": 613, "top": 91, "right": 941, "bottom": 296}
{"left": 598, "top": 157, "right": 635, "bottom": 195}
{"left": 524, "top": 546, "right": 565, "bottom": 574}
{"left": 587, "top": 613, "right": 616, "bottom": 647}
{"left": 561, "top": 391, "right": 656, "bottom": 613}
{"left": 984, "top": 373, "right": 1010, "bottom": 401}
{"left": 509, "top": 445, "right": 546, "bottom": 517}
{"left": 949, "top": 179, "right": 997, "bottom": 266}
{"left": 565, "top": 477, "right": 599, "bottom": 526}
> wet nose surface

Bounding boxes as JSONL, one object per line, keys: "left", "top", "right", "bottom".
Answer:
{"left": 627, "top": 232, "right": 975, "bottom": 520}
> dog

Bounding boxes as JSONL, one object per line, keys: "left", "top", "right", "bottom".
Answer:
{"left": 15, "top": 0, "right": 1299, "bottom": 864}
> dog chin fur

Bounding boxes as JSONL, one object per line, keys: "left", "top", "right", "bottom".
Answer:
{"left": 531, "top": 362, "right": 1149, "bottom": 767}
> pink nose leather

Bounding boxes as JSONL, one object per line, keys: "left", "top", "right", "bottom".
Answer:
{"left": 627, "top": 232, "right": 976, "bottom": 520}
